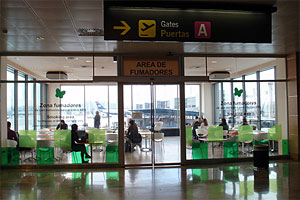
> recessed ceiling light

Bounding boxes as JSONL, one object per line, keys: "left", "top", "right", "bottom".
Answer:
{"left": 36, "top": 36, "right": 45, "bottom": 40}
{"left": 225, "top": 68, "right": 230, "bottom": 70}
{"left": 211, "top": 61, "right": 217, "bottom": 64}
{"left": 63, "top": 65, "right": 70, "bottom": 68}
{"left": 85, "top": 60, "right": 92, "bottom": 63}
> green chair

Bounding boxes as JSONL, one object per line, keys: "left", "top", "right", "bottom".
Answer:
{"left": 238, "top": 125, "right": 253, "bottom": 154}
{"left": 208, "top": 126, "right": 223, "bottom": 142}
{"left": 89, "top": 129, "right": 106, "bottom": 152}
{"left": 19, "top": 130, "right": 37, "bottom": 162}
{"left": 54, "top": 130, "right": 71, "bottom": 148}
{"left": 37, "top": 147, "right": 54, "bottom": 165}
{"left": 1, "top": 147, "right": 19, "bottom": 165}
{"left": 208, "top": 126, "right": 223, "bottom": 158}
{"left": 223, "top": 142, "right": 239, "bottom": 158}
{"left": 105, "top": 145, "right": 118, "bottom": 163}
{"left": 72, "top": 146, "right": 89, "bottom": 164}
{"left": 54, "top": 130, "right": 71, "bottom": 161}
{"left": 192, "top": 143, "right": 208, "bottom": 159}
{"left": 268, "top": 124, "right": 282, "bottom": 152}
{"left": 186, "top": 127, "right": 193, "bottom": 146}
{"left": 19, "top": 130, "right": 37, "bottom": 148}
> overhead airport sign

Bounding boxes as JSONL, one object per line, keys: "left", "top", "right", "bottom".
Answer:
{"left": 123, "top": 57, "right": 179, "bottom": 76}
{"left": 104, "top": 2, "right": 273, "bottom": 43}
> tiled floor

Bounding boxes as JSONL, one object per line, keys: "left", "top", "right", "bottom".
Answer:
{"left": 0, "top": 161, "right": 298, "bottom": 199}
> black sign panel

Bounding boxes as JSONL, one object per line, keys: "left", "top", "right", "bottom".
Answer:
{"left": 104, "top": 2, "right": 273, "bottom": 43}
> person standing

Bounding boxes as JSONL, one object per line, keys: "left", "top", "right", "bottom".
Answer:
{"left": 94, "top": 111, "right": 100, "bottom": 129}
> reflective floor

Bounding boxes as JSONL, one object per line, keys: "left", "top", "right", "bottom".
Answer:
{"left": 0, "top": 160, "right": 298, "bottom": 200}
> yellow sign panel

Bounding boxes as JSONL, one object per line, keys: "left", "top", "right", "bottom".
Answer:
{"left": 123, "top": 57, "right": 179, "bottom": 76}
{"left": 138, "top": 20, "right": 156, "bottom": 38}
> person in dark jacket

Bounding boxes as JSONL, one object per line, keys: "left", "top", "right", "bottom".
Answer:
{"left": 56, "top": 120, "right": 68, "bottom": 130}
{"left": 94, "top": 111, "right": 100, "bottom": 128}
{"left": 7, "top": 121, "right": 18, "bottom": 142}
{"left": 125, "top": 119, "right": 141, "bottom": 152}
{"left": 192, "top": 116, "right": 203, "bottom": 139}
{"left": 71, "top": 124, "right": 91, "bottom": 163}
{"left": 219, "top": 118, "right": 229, "bottom": 130}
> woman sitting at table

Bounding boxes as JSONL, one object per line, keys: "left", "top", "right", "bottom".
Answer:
{"left": 219, "top": 118, "right": 229, "bottom": 131}
{"left": 242, "top": 117, "right": 248, "bottom": 125}
{"left": 197, "top": 118, "right": 209, "bottom": 138}
{"left": 56, "top": 120, "right": 68, "bottom": 130}
{"left": 125, "top": 119, "right": 142, "bottom": 152}
{"left": 71, "top": 124, "right": 91, "bottom": 163}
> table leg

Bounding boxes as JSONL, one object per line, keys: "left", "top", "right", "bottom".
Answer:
{"left": 142, "top": 135, "right": 152, "bottom": 152}
{"left": 90, "top": 144, "right": 93, "bottom": 163}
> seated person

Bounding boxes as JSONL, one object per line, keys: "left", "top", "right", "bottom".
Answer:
{"left": 192, "top": 116, "right": 203, "bottom": 139}
{"left": 56, "top": 120, "right": 68, "bottom": 130}
{"left": 242, "top": 117, "right": 248, "bottom": 125}
{"left": 7, "top": 121, "right": 18, "bottom": 142}
{"left": 197, "top": 118, "right": 209, "bottom": 137}
{"left": 219, "top": 118, "right": 229, "bottom": 131}
{"left": 154, "top": 118, "right": 163, "bottom": 132}
{"left": 125, "top": 119, "right": 142, "bottom": 152}
{"left": 71, "top": 124, "right": 91, "bottom": 163}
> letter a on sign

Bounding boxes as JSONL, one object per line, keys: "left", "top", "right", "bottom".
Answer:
{"left": 194, "top": 21, "right": 211, "bottom": 39}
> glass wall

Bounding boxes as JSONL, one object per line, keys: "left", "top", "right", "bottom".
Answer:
{"left": 36, "top": 83, "right": 41, "bottom": 130}
{"left": 60, "top": 86, "right": 85, "bottom": 128}
{"left": 28, "top": 77, "right": 34, "bottom": 130}
{"left": 223, "top": 82, "right": 232, "bottom": 126}
{"left": 187, "top": 57, "right": 287, "bottom": 161}
{"left": 245, "top": 73, "right": 258, "bottom": 128}
{"left": 232, "top": 77, "right": 243, "bottom": 126}
{"left": 18, "top": 73, "right": 26, "bottom": 131}
{"left": 260, "top": 68, "right": 276, "bottom": 129}
{"left": 85, "top": 86, "right": 109, "bottom": 128}
{"left": 185, "top": 84, "right": 201, "bottom": 125}
{"left": 7, "top": 67, "right": 15, "bottom": 129}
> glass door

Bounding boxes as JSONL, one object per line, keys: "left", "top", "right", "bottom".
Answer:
{"left": 124, "top": 84, "right": 181, "bottom": 166}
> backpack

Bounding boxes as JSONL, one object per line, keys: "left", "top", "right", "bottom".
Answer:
{"left": 131, "top": 133, "right": 142, "bottom": 143}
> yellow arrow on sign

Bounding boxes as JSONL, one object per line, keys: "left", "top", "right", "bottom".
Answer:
{"left": 113, "top": 21, "right": 131, "bottom": 35}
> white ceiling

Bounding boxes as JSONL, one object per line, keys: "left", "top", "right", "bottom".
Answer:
{"left": 0, "top": 0, "right": 299, "bottom": 55}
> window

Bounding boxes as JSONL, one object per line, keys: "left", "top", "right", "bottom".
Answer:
{"left": 85, "top": 85, "right": 109, "bottom": 128}
{"left": 109, "top": 85, "right": 118, "bottom": 128}
{"left": 260, "top": 68, "right": 276, "bottom": 129}
{"left": 18, "top": 72, "right": 25, "bottom": 131}
{"left": 214, "top": 67, "right": 277, "bottom": 130}
{"left": 223, "top": 82, "right": 232, "bottom": 126}
{"left": 36, "top": 83, "right": 41, "bottom": 130}
{"left": 185, "top": 84, "right": 201, "bottom": 125}
{"left": 245, "top": 73, "right": 258, "bottom": 128}
{"left": 28, "top": 77, "right": 34, "bottom": 130}
{"left": 7, "top": 68, "right": 15, "bottom": 129}
{"left": 61, "top": 86, "right": 85, "bottom": 129}
{"left": 233, "top": 77, "right": 243, "bottom": 126}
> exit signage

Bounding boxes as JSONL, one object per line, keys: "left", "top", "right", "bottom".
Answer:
{"left": 104, "top": 2, "right": 273, "bottom": 43}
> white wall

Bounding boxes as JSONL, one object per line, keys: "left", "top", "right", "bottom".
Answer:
{"left": 201, "top": 83, "right": 214, "bottom": 125}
